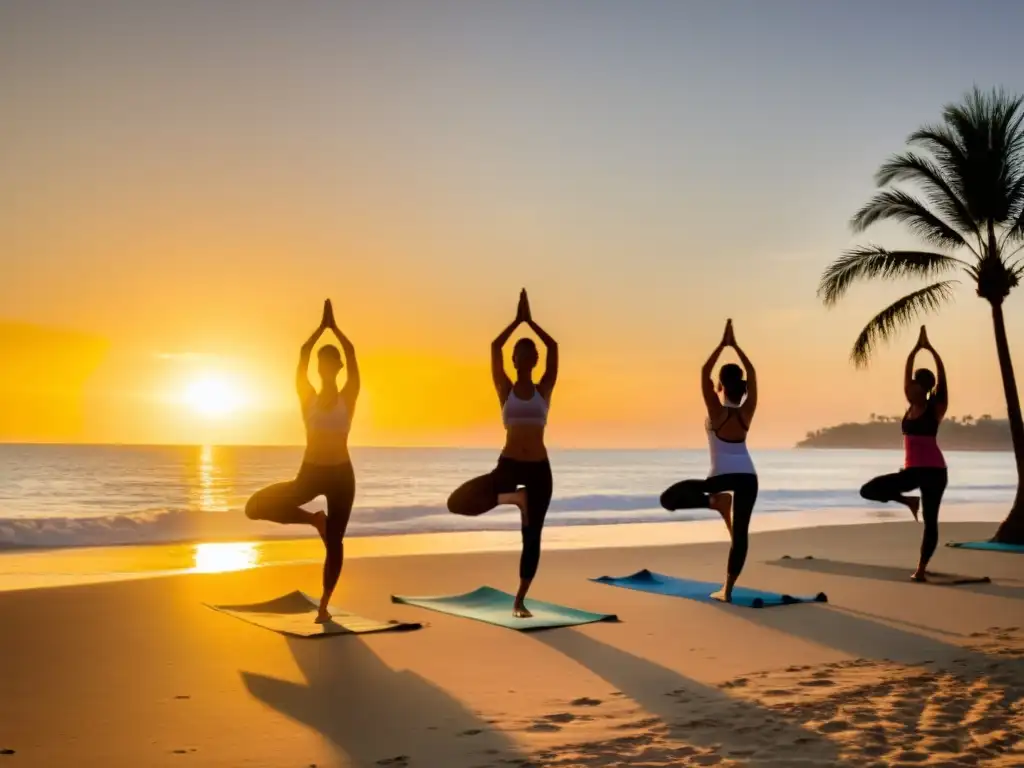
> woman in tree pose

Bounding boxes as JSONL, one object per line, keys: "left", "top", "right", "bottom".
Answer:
{"left": 447, "top": 289, "right": 558, "bottom": 618}
{"left": 244, "top": 299, "right": 360, "bottom": 622}
{"left": 660, "top": 319, "right": 758, "bottom": 603}
{"left": 860, "top": 326, "right": 948, "bottom": 581}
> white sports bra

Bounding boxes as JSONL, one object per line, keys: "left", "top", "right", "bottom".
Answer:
{"left": 305, "top": 397, "right": 351, "bottom": 436}
{"left": 502, "top": 389, "right": 549, "bottom": 428}
{"left": 706, "top": 405, "right": 755, "bottom": 477}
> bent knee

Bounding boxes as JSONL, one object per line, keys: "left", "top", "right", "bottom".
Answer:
{"left": 446, "top": 492, "right": 463, "bottom": 515}
{"left": 244, "top": 495, "right": 261, "bottom": 520}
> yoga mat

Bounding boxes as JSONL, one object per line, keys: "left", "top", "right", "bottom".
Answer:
{"left": 775, "top": 555, "right": 991, "bottom": 586}
{"left": 390, "top": 586, "right": 618, "bottom": 631}
{"left": 947, "top": 541, "right": 1024, "bottom": 555}
{"left": 207, "top": 591, "right": 422, "bottom": 638}
{"left": 592, "top": 569, "right": 827, "bottom": 609}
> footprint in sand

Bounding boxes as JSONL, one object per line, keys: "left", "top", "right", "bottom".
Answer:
{"left": 375, "top": 757, "right": 410, "bottom": 767}
{"left": 1, "top": 750, "right": 15, "bottom": 756}
{"left": 525, "top": 723, "right": 561, "bottom": 733}
{"left": 174, "top": 695, "right": 190, "bottom": 700}
{"left": 893, "top": 749, "right": 929, "bottom": 763}
{"left": 459, "top": 729, "right": 483, "bottom": 737}
{"left": 799, "top": 678, "right": 836, "bottom": 687}
{"left": 692, "top": 755, "right": 722, "bottom": 766}
{"left": 542, "top": 713, "right": 576, "bottom": 724}
{"left": 720, "top": 677, "right": 748, "bottom": 689}
{"left": 569, "top": 697, "right": 602, "bottom": 707}
{"left": 819, "top": 719, "right": 851, "bottom": 734}
{"left": 727, "top": 748, "right": 758, "bottom": 758}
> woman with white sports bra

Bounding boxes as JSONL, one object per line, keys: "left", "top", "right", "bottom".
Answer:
{"left": 660, "top": 319, "right": 758, "bottom": 603}
{"left": 447, "top": 289, "right": 557, "bottom": 618}
{"left": 245, "top": 299, "right": 360, "bottom": 623}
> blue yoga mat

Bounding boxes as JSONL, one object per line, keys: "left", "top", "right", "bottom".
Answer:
{"left": 947, "top": 541, "right": 1024, "bottom": 554}
{"left": 391, "top": 586, "right": 618, "bottom": 631}
{"left": 591, "top": 569, "right": 827, "bottom": 609}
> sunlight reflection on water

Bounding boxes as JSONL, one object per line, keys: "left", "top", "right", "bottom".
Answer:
{"left": 192, "top": 542, "right": 260, "bottom": 573}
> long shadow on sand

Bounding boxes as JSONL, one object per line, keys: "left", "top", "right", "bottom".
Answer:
{"left": 242, "top": 637, "right": 524, "bottom": 768}
{"left": 533, "top": 630, "right": 841, "bottom": 765}
{"left": 703, "top": 600, "right": 1021, "bottom": 696}
{"left": 696, "top": 603, "right": 1024, "bottom": 763}
{"left": 769, "top": 557, "right": 1024, "bottom": 600}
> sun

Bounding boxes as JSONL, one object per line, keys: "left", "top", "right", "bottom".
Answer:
{"left": 183, "top": 374, "right": 241, "bottom": 418}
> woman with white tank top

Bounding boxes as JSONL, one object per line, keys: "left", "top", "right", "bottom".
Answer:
{"left": 660, "top": 319, "right": 758, "bottom": 603}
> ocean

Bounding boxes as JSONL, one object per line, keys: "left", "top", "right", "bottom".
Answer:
{"left": 0, "top": 444, "right": 1016, "bottom": 550}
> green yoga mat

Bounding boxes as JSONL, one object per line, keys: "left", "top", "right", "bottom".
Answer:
{"left": 207, "top": 591, "right": 422, "bottom": 638}
{"left": 947, "top": 541, "right": 1024, "bottom": 554}
{"left": 391, "top": 586, "right": 618, "bottom": 631}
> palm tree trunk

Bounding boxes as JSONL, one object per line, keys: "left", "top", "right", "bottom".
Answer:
{"left": 990, "top": 301, "right": 1024, "bottom": 543}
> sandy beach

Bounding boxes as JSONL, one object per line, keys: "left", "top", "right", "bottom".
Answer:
{"left": 0, "top": 519, "right": 1021, "bottom": 767}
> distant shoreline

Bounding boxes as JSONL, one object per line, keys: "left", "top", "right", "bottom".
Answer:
{"left": 797, "top": 415, "right": 1011, "bottom": 451}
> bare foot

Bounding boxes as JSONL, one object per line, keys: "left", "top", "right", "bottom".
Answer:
{"left": 512, "top": 603, "right": 533, "bottom": 619}
{"left": 312, "top": 511, "right": 328, "bottom": 543}
{"left": 709, "top": 493, "right": 733, "bottom": 536}
{"left": 910, "top": 570, "right": 927, "bottom": 583}
{"left": 315, "top": 608, "right": 332, "bottom": 624}
{"left": 505, "top": 488, "right": 528, "bottom": 526}
{"left": 710, "top": 587, "right": 732, "bottom": 603}
{"left": 907, "top": 497, "right": 920, "bottom": 521}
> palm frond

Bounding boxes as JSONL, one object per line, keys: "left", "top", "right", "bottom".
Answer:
{"left": 1006, "top": 176, "right": 1024, "bottom": 245}
{"left": 874, "top": 151, "right": 976, "bottom": 237}
{"left": 818, "top": 246, "right": 966, "bottom": 306}
{"left": 942, "top": 87, "right": 1024, "bottom": 222}
{"left": 850, "top": 189, "right": 970, "bottom": 250}
{"left": 851, "top": 281, "right": 958, "bottom": 367}
{"left": 908, "top": 126, "right": 969, "bottom": 186}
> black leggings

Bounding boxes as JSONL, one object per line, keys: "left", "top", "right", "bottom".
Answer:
{"left": 860, "top": 467, "right": 947, "bottom": 568}
{"left": 660, "top": 473, "right": 759, "bottom": 578}
{"left": 447, "top": 457, "right": 553, "bottom": 581}
{"left": 245, "top": 461, "right": 356, "bottom": 597}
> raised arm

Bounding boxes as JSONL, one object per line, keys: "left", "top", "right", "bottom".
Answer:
{"left": 924, "top": 340, "right": 948, "bottom": 421}
{"left": 701, "top": 322, "right": 730, "bottom": 418}
{"left": 491, "top": 318, "right": 520, "bottom": 402}
{"left": 297, "top": 306, "right": 330, "bottom": 407}
{"left": 331, "top": 320, "right": 360, "bottom": 410}
{"left": 732, "top": 340, "right": 758, "bottom": 420}
{"left": 527, "top": 317, "right": 558, "bottom": 399}
{"left": 904, "top": 326, "right": 926, "bottom": 402}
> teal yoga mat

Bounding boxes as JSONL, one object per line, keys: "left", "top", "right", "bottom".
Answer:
{"left": 592, "top": 569, "right": 827, "bottom": 609}
{"left": 207, "top": 591, "right": 422, "bottom": 638}
{"left": 390, "top": 586, "right": 618, "bottom": 630}
{"left": 947, "top": 540, "right": 1024, "bottom": 554}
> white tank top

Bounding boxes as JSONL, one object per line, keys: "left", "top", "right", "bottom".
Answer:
{"left": 305, "top": 397, "right": 350, "bottom": 436}
{"left": 706, "top": 406, "right": 755, "bottom": 477}
{"left": 502, "top": 389, "right": 548, "bottom": 428}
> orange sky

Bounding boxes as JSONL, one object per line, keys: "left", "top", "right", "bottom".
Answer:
{"left": 2, "top": 3, "right": 1022, "bottom": 449}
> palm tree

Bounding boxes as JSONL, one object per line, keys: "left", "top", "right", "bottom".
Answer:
{"left": 818, "top": 87, "right": 1024, "bottom": 544}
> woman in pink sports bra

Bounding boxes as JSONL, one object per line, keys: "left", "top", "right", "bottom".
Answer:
{"left": 860, "top": 326, "right": 948, "bottom": 582}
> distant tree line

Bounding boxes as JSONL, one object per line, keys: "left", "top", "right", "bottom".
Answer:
{"left": 797, "top": 413, "right": 1010, "bottom": 451}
